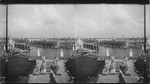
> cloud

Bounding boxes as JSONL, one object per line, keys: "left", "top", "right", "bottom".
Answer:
{"left": 76, "top": 18, "right": 98, "bottom": 30}
{"left": 103, "top": 5, "right": 143, "bottom": 37}
{"left": 8, "top": 5, "right": 144, "bottom": 38}
{"left": 9, "top": 5, "right": 74, "bottom": 38}
{"left": 0, "top": 5, "right": 6, "bottom": 37}
{"left": 106, "top": 5, "right": 133, "bottom": 25}
{"left": 14, "top": 18, "right": 29, "bottom": 30}
{"left": 33, "top": 5, "right": 66, "bottom": 25}
{"left": 71, "top": 4, "right": 144, "bottom": 38}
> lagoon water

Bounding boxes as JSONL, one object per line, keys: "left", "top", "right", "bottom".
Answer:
{"left": 26, "top": 46, "right": 142, "bottom": 58}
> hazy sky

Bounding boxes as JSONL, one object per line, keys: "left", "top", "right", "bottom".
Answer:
{"left": 146, "top": 5, "right": 150, "bottom": 39}
{"left": 0, "top": 5, "right": 6, "bottom": 37}
{"left": 8, "top": 4, "right": 146, "bottom": 38}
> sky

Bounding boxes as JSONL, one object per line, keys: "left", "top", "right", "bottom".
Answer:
{"left": 146, "top": 5, "right": 150, "bottom": 39}
{"left": 0, "top": 5, "right": 6, "bottom": 37}
{"left": 7, "top": 4, "right": 146, "bottom": 38}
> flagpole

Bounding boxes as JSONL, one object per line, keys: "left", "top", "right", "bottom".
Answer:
{"left": 6, "top": 5, "right": 8, "bottom": 53}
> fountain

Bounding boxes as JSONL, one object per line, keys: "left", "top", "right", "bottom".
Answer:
{"left": 106, "top": 48, "right": 110, "bottom": 57}
{"left": 37, "top": 48, "right": 40, "bottom": 56}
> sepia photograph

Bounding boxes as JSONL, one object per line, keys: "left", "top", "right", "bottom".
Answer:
{"left": 0, "top": 4, "right": 150, "bottom": 83}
